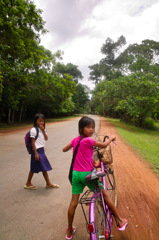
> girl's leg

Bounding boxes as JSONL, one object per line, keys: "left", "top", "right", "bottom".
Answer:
{"left": 102, "top": 189, "right": 127, "bottom": 228}
{"left": 26, "top": 171, "right": 35, "bottom": 186}
{"left": 66, "top": 194, "right": 80, "bottom": 238}
{"left": 42, "top": 171, "right": 59, "bottom": 187}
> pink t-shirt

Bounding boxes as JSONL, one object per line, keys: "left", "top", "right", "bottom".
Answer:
{"left": 70, "top": 136, "right": 96, "bottom": 172}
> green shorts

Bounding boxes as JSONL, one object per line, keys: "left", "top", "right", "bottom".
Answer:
{"left": 72, "top": 170, "right": 104, "bottom": 194}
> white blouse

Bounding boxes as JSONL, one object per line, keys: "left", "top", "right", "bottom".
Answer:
{"left": 30, "top": 127, "right": 47, "bottom": 149}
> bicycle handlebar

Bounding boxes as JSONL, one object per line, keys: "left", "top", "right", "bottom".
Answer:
{"left": 93, "top": 135, "right": 116, "bottom": 161}
{"left": 103, "top": 135, "right": 117, "bottom": 145}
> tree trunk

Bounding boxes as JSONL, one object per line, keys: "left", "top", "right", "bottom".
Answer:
{"left": 11, "top": 111, "right": 15, "bottom": 124}
{"left": 8, "top": 108, "right": 11, "bottom": 124}
{"left": 19, "top": 107, "right": 23, "bottom": 123}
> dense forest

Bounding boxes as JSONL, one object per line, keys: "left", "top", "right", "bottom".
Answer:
{"left": 0, "top": 0, "right": 90, "bottom": 123}
{"left": 1, "top": 0, "right": 159, "bottom": 129}
{"left": 89, "top": 36, "right": 159, "bottom": 128}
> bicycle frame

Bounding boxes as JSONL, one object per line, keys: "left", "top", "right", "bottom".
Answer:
{"left": 89, "top": 162, "right": 113, "bottom": 240}
{"left": 79, "top": 162, "right": 114, "bottom": 240}
{"left": 89, "top": 191, "right": 106, "bottom": 239}
{"left": 79, "top": 136, "right": 116, "bottom": 240}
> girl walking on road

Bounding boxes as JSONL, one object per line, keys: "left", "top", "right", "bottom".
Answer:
{"left": 63, "top": 116, "right": 128, "bottom": 239}
{"left": 24, "top": 113, "right": 59, "bottom": 190}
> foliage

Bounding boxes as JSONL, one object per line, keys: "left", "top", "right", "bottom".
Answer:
{"left": 90, "top": 36, "right": 159, "bottom": 128}
{"left": 0, "top": 0, "right": 46, "bottom": 122}
{"left": 89, "top": 35, "right": 126, "bottom": 83}
{"left": 144, "top": 118, "right": 156, "bottom": 130}
{"left": 116, "top": 39, "right": 159, "bottom": 75}
{"left": 72, "top": 83, "right": 90, "bottom": 114}
{"left": 0, "top": 0, "right": 88, "bottom": 123}
{"left": 91, "top": 73, "right": 159, "bottom": 127}
{"left": 54, "top": 62, "right": 83, "bottom": 83}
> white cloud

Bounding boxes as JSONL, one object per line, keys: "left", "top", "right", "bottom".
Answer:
{"left": 34, "top": 0, "right": 159, "bottom": 89}
{"left": 35, "top": 0, "right": 104, "bottom": 46}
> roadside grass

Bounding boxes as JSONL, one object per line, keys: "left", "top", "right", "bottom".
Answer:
{"left": 106, "top": 118, "right": 159, "bottom": 175}
{"left": 0, "top": 115, "right": 81, "bottom": 131}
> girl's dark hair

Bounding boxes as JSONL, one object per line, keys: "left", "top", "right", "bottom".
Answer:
{"left": 78, "top": 116, "right": 95, "bottom": 135}
{"left": 33, "top": 113, "right": 46, "bottom": 128}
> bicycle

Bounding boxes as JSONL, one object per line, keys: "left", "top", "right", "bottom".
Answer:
{"left": 78, "top": 136, "right": 117, "bottom": 240}
{"left": 98, "top": 136, "right": 117, "bottom": 207}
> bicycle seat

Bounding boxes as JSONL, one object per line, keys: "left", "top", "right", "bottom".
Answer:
{"left": 85, "top": 168, "right": 105, "bottom": 182}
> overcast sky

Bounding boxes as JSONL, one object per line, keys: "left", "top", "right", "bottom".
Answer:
{"left": 34, "top": 0, "right": 159, "bottom": 89}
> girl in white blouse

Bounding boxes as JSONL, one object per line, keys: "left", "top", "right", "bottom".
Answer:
{"left": 24, "top": 113, "right": 59, "bottom": 190}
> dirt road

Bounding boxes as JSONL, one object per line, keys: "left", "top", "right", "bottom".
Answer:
{"left": 0, "top": 115, "right": 159, "bottom": 240}
{"left": 98, "top": 117, "right": 159, "bottom": 240}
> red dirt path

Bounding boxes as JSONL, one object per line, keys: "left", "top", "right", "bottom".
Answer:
{"left": 98, "top": 117, "right": 159, "bottom": 240}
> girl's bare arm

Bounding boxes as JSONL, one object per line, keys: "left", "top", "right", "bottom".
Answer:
{"left": 63, "top": 143, "right": 72, "bottom": 152}
{"left": 94, "top": 135, "right": 116, "bottom": 148}
{"left": 31, "top": 138, "right": 39, "bottom": 161}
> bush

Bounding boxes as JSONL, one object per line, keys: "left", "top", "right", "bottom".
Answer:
{"left": 144, "top": 118, "right": 156, "bottom": 130}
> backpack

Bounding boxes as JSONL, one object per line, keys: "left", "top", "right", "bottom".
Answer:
{"left": 24, "top": 127, "right": 39, "bottom": 154}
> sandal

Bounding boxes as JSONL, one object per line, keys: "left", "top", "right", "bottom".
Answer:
{"left": 24, "top": 185, "right": 37, "bottom": 190}
{"left": 45, "top": 184, "right": 59, "bottom": 189}
{"left": 118, "top": 219, "right": 128, "bottom": 231}
{"left": 66, "top": 226, "right": 76, "bottom": 239}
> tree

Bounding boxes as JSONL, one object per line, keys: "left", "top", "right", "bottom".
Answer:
{"left": 0, "top": 0, "right": 47, "bottom": 123}
{"left": 89, "top": 36, "right": 159, "bottom": 128}
{"left": 91, "top": 73, "right": 159, "bottom": 127}
{"left": 0, "top": 1, "right": 88, "bottom": 122}
{"left": 116, "top": 39, "right": 159, "bottom": 75}
{"left": 89, "top": 35, "right": 126, "bottom": 84}
{"left": 115, "top": 73, "right": 159, "bottom": 127}
{"left": 54, "top": 62, "right": 83, "bottom": 83}
{"left": 88, "top": 63, "right": 102, "bottom": 85}
{"left": 72, "top": 83, "right": 90, "bottom": 114}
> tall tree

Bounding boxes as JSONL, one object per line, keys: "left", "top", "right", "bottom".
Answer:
{"left": 89, "top": 35, "right": 126, "bottom": 84}
{"left": 91, "top": 72, "right": 159, "bottom": 128}
{"left": 0, "top": 0, "right": 46, "bottom": 123}
{"left": 72, "top": 83, "right": 90, "bottom": 114}
{"left": 54, "top": 62, "right": 83, "bottom": 83}
{"left": 88, "top": 63, "right": 102, "bottom": 85}
{"left": 116, "top": 39, "right": 159, "bottom": 75}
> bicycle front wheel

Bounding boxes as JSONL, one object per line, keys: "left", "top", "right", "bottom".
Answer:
{"left": 89, "top": 197, "right": 111, "bottom": 240}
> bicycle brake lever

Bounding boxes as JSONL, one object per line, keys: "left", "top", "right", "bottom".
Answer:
{"left": 112, "top": 141, "right": 117, "bottom": 145}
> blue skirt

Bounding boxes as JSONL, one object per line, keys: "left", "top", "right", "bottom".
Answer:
{"left": 31, "top": 147, "right": 52, "bottom": 173}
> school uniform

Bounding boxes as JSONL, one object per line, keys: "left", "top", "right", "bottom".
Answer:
{"left": 30, "top": 127, "right": 52, "bottom": 173}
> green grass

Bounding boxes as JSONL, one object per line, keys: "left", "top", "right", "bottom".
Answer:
{"left": 106, "top": 118, "right": 159, "bottom": 175}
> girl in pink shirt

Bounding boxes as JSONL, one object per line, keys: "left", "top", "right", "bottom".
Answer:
{"left": 63, "top": 116, "right": 128, "bottom": 239}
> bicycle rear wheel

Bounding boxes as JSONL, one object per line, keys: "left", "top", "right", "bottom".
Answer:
{"left": 89, "top": 197, "right": 111, "bottom": 240}
{"left": 105, "top": 168, "right": 117, "bottom": 207}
